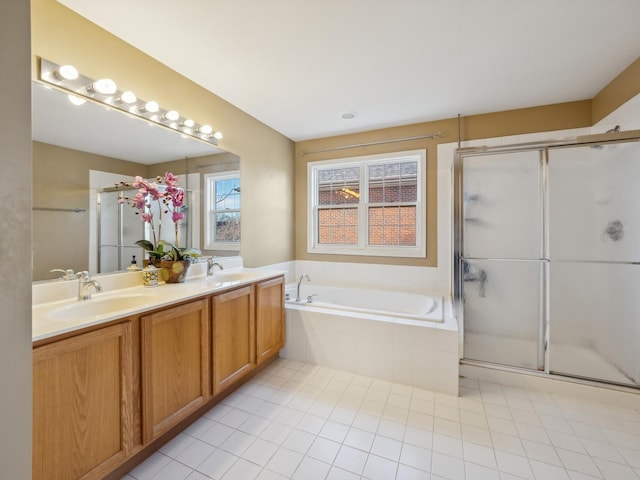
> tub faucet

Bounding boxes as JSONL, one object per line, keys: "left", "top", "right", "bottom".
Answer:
{"left": 296, "top": 274, "right": 310, "bottom": 302}
{"left": 76, "top": 271, "right": 102, "bottom": 301}
{"left": 207, "top": 257, "right": 224, "bottom": 275}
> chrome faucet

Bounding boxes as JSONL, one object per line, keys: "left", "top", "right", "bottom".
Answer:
{"left": 76, "top": 271, "right": 102, "bottom": 301}
{"left": 50, "top": 268, "right": 76, "bottom": 281}
{"left": 296, "top": 274, "right": 310, "bottom": 302}
{"left": 207, "top": 257, "right": 224, "bottom": 275}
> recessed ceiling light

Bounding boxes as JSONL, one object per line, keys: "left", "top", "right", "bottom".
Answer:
{"left": 341, "top": 111, "right": 357, "bottom": 120}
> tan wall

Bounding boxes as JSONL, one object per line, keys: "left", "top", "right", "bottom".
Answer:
{"left": 31, "top": 0, "right": 296, "bottom": 268}
{"left": 592, "top": 56, "right": 640, "bottom": 124}
{"left": 295, "top": 101, "right": 593, "bottom": 266}
{"left": 32, "top": 141, "right": 147, "bottom": 280}
{"left": 296, "top": 125, "right": 442, "bottom": 267}
{"left": 1, "top": 0, "right": 32, "bottom": 477}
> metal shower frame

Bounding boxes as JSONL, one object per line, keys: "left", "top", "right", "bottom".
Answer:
{"left": 453, "top": 128, "right": 640, "bottom": 388}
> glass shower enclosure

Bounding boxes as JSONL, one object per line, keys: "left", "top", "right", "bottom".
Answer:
{"left": 455, "top": 130, "right": 640, "bottom": 388}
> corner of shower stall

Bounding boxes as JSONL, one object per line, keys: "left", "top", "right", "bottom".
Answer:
{"left": 453, "top": 129, "right": 640, "bottom": 402}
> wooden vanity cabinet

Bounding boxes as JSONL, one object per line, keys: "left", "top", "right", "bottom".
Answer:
{"left": 33, "top": 274, "right": 285, "bottom": 480}
{"left": 140, "top": 299, "right": 210, "bottom": 443}
{"left": 255, "top": 276, "right": 285, "bottom": 365}
{"left": 211, "top": 285, "right": 255, "bottom": 395}
{"left": 32, "top": 321, "right": 134, "bottom": 480}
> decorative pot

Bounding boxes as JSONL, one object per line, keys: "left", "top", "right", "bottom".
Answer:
{"left": 160, "top": 260, "right": 191, "bottom": 283}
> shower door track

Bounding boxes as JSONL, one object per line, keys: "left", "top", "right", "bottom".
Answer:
{"left": 460, "top": 359, "right": 640, "bottom": 396}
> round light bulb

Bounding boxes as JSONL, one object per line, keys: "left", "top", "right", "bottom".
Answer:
{"left": 164, "top": 110, "right": 180, "bottom": 121}
{"left": 67, "top": 94, "right": 86, "bottom": 106}
{"left": 57, "top": 65, "right": 79, "bottom": 81}
{"left": 182, "top": 118, "right": 195, "bottom": 128}
{"left": 213, "top": 131, "right": 223, "bottom": 140}
{"left": 144, "top": 100, "right": 159, "bottom": 113}
{"left": 91, "top": 78, "right": 117, "bottom": 95}
{"left": 119, "top": 90, "right": 137, "bottom": 104}
{"left": 198, "top": 124, "right": 213, "bottom": 135}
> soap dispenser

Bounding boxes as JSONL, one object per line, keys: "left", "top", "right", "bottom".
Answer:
{"left": 127, "top": 255, "right": 141, "bottom": 271}
{"left": 142, "top": 264, "right": 159, "bottom": 287}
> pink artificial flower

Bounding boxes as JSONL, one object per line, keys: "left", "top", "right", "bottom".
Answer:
{"left": 132, "top": 192, "right": 146, "bottom": 210}
{"left": 141, "top": 213, "right": 153, "bottom": 223}
{"left": 164, "top": 172, "right": 178, "bottom": 187}
{"left": 172, "top": 211, "right": 184, "bottom": 222}
{"left": 132, "top": 176, "right": 150, "bottom": 190}
{"left": 172, "top": 189, "right": 184, "bottom": 207}
{"left": 148, "top": 186, "right": 162, "bottom": 200}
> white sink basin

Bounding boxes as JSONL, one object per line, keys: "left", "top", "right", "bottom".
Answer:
{"left": 46, "top": 293, "right": 162, "bottom": 321}
{"left": 211, "top": 269, "right": 262, "bottom": 282}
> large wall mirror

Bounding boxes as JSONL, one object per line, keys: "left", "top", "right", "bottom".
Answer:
{"left": 32, "top": 82, "right": 240, "bottom": 281}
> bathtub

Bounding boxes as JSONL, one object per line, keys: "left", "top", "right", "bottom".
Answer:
{"left": 285, "top": 284, "right": 443, "bottom": 323}
{"left": 281, "top": 283, "right": 459, "bottom": 395}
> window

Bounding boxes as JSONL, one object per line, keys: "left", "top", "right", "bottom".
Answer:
{"left": 308, "top": 150, "right": 426, "bottom": 257}
{"left": 205, "top": 172, "right": 240, "bottom": 250}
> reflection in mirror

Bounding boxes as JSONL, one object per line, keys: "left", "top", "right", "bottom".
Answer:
{"left": 32, "top": 82, "right": 240, "bottom": 281}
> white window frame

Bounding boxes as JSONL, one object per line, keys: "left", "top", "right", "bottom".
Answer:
{"left": 204, "top": 171, "right": 241, "bottom": 251}
{"left": 307, "top": 149, "right": 427, "bottom": 258}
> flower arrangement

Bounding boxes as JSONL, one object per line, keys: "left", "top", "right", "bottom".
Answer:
{"left": 117, "top": 172, "right": 201, "bottom": 263}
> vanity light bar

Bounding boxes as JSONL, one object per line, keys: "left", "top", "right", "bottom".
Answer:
{"left": 38, "top": 58, "right": 223, "bottom": 146}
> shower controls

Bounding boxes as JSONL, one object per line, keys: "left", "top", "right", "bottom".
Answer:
{"left": 604, "top": 219, "right": 624, "bottom": 241}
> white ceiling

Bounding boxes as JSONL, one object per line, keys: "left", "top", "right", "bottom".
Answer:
{"left": 59, "top": 0, "right": 640, "bottom": 141}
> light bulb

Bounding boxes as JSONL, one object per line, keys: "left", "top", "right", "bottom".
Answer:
{"left": 119, "top": 90, "right": 137, "bottom": 104}
{"left": 198, "top": 124, "right": 213, "bottom": 135}
{"left": 67, "top": 94, "right": 86, "bottom": 106}
{"left": 144, "top": 100, "right": 159, "bottom": 113}
{"left": 182, "top": 119, "right": 195, "bottom": 128}
{"left": 163, "top": 110, "right": 180, "bottom": 121}
{"left": 56, "top": 65, "right": 79, "bottom": 81}
{"left": 213, "top": 131, "right": 223, "bottom": 140}
{"left": 90, "top": 78, "right": 117, "bottom": 95}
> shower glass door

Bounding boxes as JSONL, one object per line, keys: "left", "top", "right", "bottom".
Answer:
{"left": 98, "top": 190, "right": 144, "bottom": 272}
{"left": 460, "top": 150, "right": 545, "bottom": 370}
{"left": 548, "top": 142, "right": 640, "bottom": 387}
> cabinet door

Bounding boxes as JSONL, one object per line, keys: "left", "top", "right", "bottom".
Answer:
{"left": 255, "top": 277, "right": 285, "bottom": 364}
{"left": 33, "top": 322, "right": 134, "bottom": 480}
{"left": 141, "top": 299, "right": 210, "bottom": 443}
{"left": 212, "top": 285, "right": 255, "bottom": 395}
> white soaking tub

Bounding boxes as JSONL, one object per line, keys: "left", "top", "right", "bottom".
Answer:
{"left": 281, "top": 283, "right": 459, "bottom": 395}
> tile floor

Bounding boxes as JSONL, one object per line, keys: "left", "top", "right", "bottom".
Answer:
{"left": 122, "top": 359, "right": 640, "bottom": 480}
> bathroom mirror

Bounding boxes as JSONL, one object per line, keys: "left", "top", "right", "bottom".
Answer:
{"left": 32, "top": 82, "right": 240, "bottom": 281}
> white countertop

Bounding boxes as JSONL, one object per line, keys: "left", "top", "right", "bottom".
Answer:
{"left": 32, "top": 266, "right": 284, "bottom": 342}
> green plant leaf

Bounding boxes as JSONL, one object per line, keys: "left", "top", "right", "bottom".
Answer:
{"left": 135, "top": 239, "right": 155, "bottom": 251}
